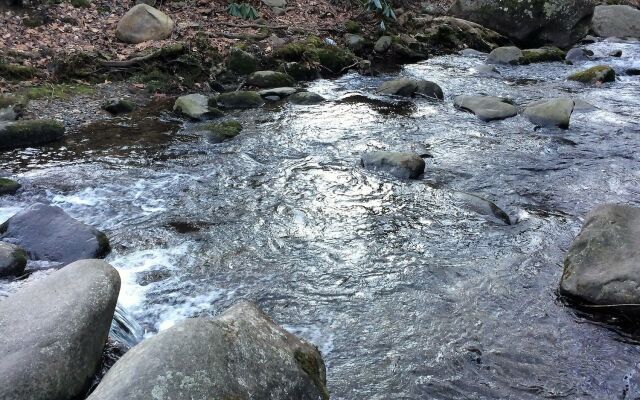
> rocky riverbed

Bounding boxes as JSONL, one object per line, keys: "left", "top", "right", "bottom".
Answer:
{"left": 1, "top": 6, "right": 640, "bottom": 399}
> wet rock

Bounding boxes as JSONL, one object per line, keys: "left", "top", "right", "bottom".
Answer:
{"left": 116, "top": 4, "right": 174, "bottom": 44}
{"left": 247, "top": 70, "right": 295, "bottom": 88}
{"left": 213, "top": 91, "right": 265, "bottom": 109}
{"left": 361, "top": 151, "right": 425, "bottom": 179}
{"left": 560, "top": 204, "right": 640, "bottom": 306}
{"left": 568, "top": 65, "right": 616, "bottom": 83}
{"left": 391, "top": 43, "right": 428, "bottom": 63}
{"left": 565, "top": 47, "right": 594, "bottom": 62}
{"left": 377, "top": 78, "right": 444, "bottom": 100}
{"left": 258, "top": 87, "right": 298, "bottom": 99}
{"left": 102, "top": 98, "right": 135, "bottom": 115}
{"left": 203, "top": 120, "right": 243, "bottom": 143}
{"left": 0, "top": 177, "right": 20, "bottom": 195}
{"left": 136, "top": 269, "right": 171, "bottom": 286}
{"left": 345, "top": 33, "right": 366, "bottom": 52}
{"left": 449, "top": 0, "right": 596, "bottom": 48}
{"left": 519, "top": 47, "right": 566, "bottom": 64}
{"left": 87, "top": 301, "right": 328, "bottom": 400}
{"left": 580, "top": 34, "right": 598, "bottom": 44}
{"left": 289, "top": 91, "right": 325, "bottom": 105}
{"left": 473, "top": 64, "right": 500, "bottom": 77}
{"left": 279, "top": 61, "right": 317, "bottom": 81}
{"left": 453, "top": 95, "right": 517, "bottom": 121}
{"left": 523, "top": 97, "right": 574, "bottom": 129}
{"left": 627, "top": 68, "right": 640, "bottom": 76}
{"left": 374, "top": 36, "right": 392, "bottom": 54}
{"left": 0, "top": 203, "right": 110, "bottom": 265}
{"left": 338, "top": 93, "right": 415, "bottom": 115}
{"left": 452, "top": 191, "right": 511, "bottom": 225}
{"left": 0, "top": 259, "right": 120, "bottom": 400}
{"left": 609, "top": 49, "right": 622, "bottom": 57}
{"left": 173, "top": 94, "right": 223, "bottom": 120}
{"left": 486, "top": 46, "right": 523, "bottom": 64}
{"left": 460, "top": 48, "right": 487, "bottom": 57}
{"left": 0, "top": 242, "right": 26, "bottom": 277}
{"left": 414, "top": 16, "right": 510, "bottom": 53}
{"left": 228, "top": 47, "right": 258, "bottom": 75}
{"left": 0, "top": 119, "right": 65, "bottom": 150}
{"left": 591, "top": 5, "right": 640, "bottom": 39}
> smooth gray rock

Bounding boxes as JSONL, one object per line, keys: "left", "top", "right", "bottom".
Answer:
{"left": 374, "top": 36, "right": 392, "bottom": 53}
{"left": 173, "top": 94, "right": 222, "bottom": 120}
{"left": 591, "top": 5, "right": 640, "bottom": 39}
{"left": 116, "top": 4, "right": 174, "bottom": 44}
{"left": 377, "top": 78, "right": 444, "bottom": 100}
{"left": 258, "top": 87, "right": 298, "bottom": 98}
{"left": 565, "top": 47, "right": 593, "bottom": 62}
{"left": 361, "top": 151, "right": 425, "bottom": 179}
{"left": 473, "top": 64, "right": 500, "bottom": 77}
{"left": 0, "top": 259, "right": 120, "bottom": 400}
{"left": 247, "top": 70, "right": 295, "bottom": 88}
{"left": 560, "top": 204, "right": 640, "bottom": 306}
{"left": 523, "top": 97, "right": 574, "bottom": 129}
{"left": 454, "top": 95, "right": 517, "bottom": 121}
{"left": 289, "top": 91, "right": 325, "bottom": 105}
{"left": 486, "top": 46, "right": 523, "bottom": 64}
{"left": 214, "top": 91, "right": 265, "bottom": 109}
{"left": 87, "top": 301, "right": 328, "bottom": 400}
{"left": 449, "top": 0, "right": 597, "bottom": 48}
{"left": 0, "top": 119, "right": 65, "bottom": 150}
{"left": 0, "top": 203, "right": 110, "bottom": 265}
{"left": 453, "top": 191, "right": 511, "bottom": 225}
{"left": 0, "top": 242, "right": 26, "bottom": 277}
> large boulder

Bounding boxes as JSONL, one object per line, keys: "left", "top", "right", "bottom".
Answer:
{"left": 247, "top": 70, "right": 296, "bottom": 88}
{"left": 87, "top": 301, "right": 329, "bottom": 400}
{"left": 449, "top": 0, "right": 597, "bottom": 48}
{"left": 487, "top": 46, "right": 565, "bottom": 64}
{"left": 377, "top": 78, "right": 444, "bottom": 100}
{"left": 568, "top": 65, "right": 616, "bottom": 83}
{"left": 0, "top": 259, "right": 120, "bottom": 400}
{"left": 173, "top": 94, "right": 223, "bottom": 120}
{"left": 0, "top": 119, "right": 64, "bottom": 150}
{"left": 0, "top": 242, "right": 26, "bottom": 277}
{"left": 116, "top": 4, "right": 174, "bottom": 44}
{"left": 523, "top": 97, "right": 574, "bottom": 129}
{"left": 0, "top": 203, "right": 110, "bottom": 265}
{"left": 591, "top": 5, "right": 640, "bottom": 39}
{"left": 361, "top": 151, "right": 425, "bottom": 179}
{"left": 453, "top": 95, "right": 517, "bottom": 121}
{"left": 560, "top": 204, "right": 640, "bottom": 306}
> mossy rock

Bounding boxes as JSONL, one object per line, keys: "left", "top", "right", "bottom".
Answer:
{"left": 0, "top": 178, "right": 21, "bottom": 195}
{"left": 70, "top": 0, "right": 90, "bottom": 8}
{"left": 294, "top": 349, "right": 330, "bottom": 400}
{"left": 273, "top": 37, "right": 356, "bottom": 75}
{"left": 18, "top": 84, "right": 95, "bottom": 101}
{"left": 203, "top": 120, "right": 243, "bottom": 143}
{"left": 0, "top": 62, "right": 38, "bottom": 81}
{"left": 51, "top": 52, "right": 100, "bottom": 81}
{"left": 278, "top": 62, "right": 317, "bottom": 81}
{"left": 0, "top": 120, "right": 65, "bottom": 150}
{"left": 228, "top": 48, "right": 258, "bottom": 75}
{"left": 213, "top": 91, "right": 265, "bottom": 109}
{"left": 519, "top": 46, "right": 566, "bottom": 64}
{"left": 345, "top": 20, "right": 360, "bottom": 33}
{"left": 246, "top": 70, "right": 295, "bottom": 88}
{"left": 102, "top": 98, "right": 135, "bottom": 115}
{"left": 568, "top": 65, "right": 616, "bottom": 84}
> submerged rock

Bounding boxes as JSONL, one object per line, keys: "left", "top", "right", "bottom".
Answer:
{"left": 214, "top": 91, "right": 265, "bottom": 109}
{"left": 0, "top": 119, "right": 65, "bottom": 150}
{"left": 523, "top": 97, "right": 574, "bottom": 129}
{"left": 87, "top": 301, "right": 328, "bottom": 400}
{"left": 568, "top": 65, "right": 616, "bottom": 83}
{"left": 361, "top": 151, "right": 425, "bottom": 179}
{"left": 452, "top": 191, "right": 511, "bottom": 225}
{"left": 453, "top": 95, "right": 517, "bottom": 121}
{"left": 560, "top": 204, "right": 640, "bottom": 307}
{"left": 0, "top": 177, "right": 20, "bottom": 195}
{"left": 486, "top": 46, "right": 523, "bottom": 64}
{"left": 116, "top": 4, "right": 174, "bottom": 44}
{"left": 102, "top": 98, "right": 135, "bottom": 115}
{"left": 173, "top": 94, "right": 223, "bottom": 120}
{"left": 0, "top": 203, "right": 110, "bottom": 265}
{"left": 591, "top": 5, "right": 640, "bottom": 39}
{"left": 247, "top": 70, "right": 295, "bottom": 88}
{"left": 289, "top": 91, "right": 325, "bottom": 105}
{"left": 203, "top": 120, "right": 243, "bottom": 143}
{"left": 0, "top": 259, "right": 120, "bottom": 400}
{"left": 377, "top": 78, "right": 443, "bottom": 100}
{"left": 449, "top": 0, "right": 596, "bottom": 48}
{"left": 0, "top": 242, "right": 26, "bottom": 277}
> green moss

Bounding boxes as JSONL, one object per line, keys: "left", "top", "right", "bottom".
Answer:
{"left": 228, "top": 48, "right": 258, "bottom": 75}
{"left": 11, "top": 248, "right": 28, "bottom": 268}
{"left": 0, "top": 120, "right": 65, "bottom": 150}
{"left": 18, "top": 84, "right": 95, "bottom": 101}
{"left": 519, "top": 46, "right": 566, "bottom": 64}
{"left": 204, "top": 120, "right": 243, "bottom": 138}
{"left": 568, "top": 65, "right": 616, "bottom": 83}
{"left": 294, "top": 349, "right": 329, "bottom": 400}
{"left": 212, "top": 91, "right": 264, "bottom": 109}
{"left": 51, "top": 52, "right": 100, "bottom": 81}
{"left": 313, "top": 47, "right": 355, "bottom": 73}
{"left": 0, "top": 62, "right": 38, "bottom": 81}
{"left": 0, "top": 178, "right": 21, "bottom": 195}
{"left": 345, "top": 20, "right": 360, "bottom": 33}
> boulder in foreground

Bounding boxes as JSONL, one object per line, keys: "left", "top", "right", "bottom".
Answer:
{"left": 0, "top": 259, "right": 120, "bottom": 400}
{"left": 523, "top": 97, "right": 574, "bottom": 129}
{"left": 361, "top": 151, "right": 425, "bottom": 179}
{"left": 560, "top": 204, "right": 640, "bottom": 307}
{"left": 591, "top": 5, "right": 640, "bottom": 39}
{"left": 116, "top": 4, "right": 174, "bottom": 44}
{"left": 87, "top": 301, "right": 329, "bottom": 400}
{"left": 0, "top": 119, "right": 64, "bottom": 150}
{"left": 0, "top": 203, "right": 110, "bottom": 264}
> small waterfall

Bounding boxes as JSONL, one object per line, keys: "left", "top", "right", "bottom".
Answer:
{"left": 109, "top": 303, "right": 144, "bottom": 348}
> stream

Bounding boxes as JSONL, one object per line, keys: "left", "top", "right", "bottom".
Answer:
{"left": 1, "top": 39, "right": 640, "bottom": 399}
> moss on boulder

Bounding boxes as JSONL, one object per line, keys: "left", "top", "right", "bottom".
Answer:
{"left": 0, "top": 62, "right": 37, "bottom": 81}
{"left": 0, "top": 120, "right": 65, "bottom": 150}
{"left": 0, "top": 178, "right": 21, "bottom": 196}
{"left": 568, "top": 65, "right": 616, "bottom": 83}
{"left": 273, "top": 36, "right": 357, "bottom": 75}
{"left": 228, "top": 48, "right": 259, "bottom": 75}
{"left": 213, "top": 91, "right": 265, "bottom": 109}
{"left": 203, "top": 120, "right": 243, "bottom": 143}
{"left": 519, "top": 46, "right": 566, "bottom": 64}
{"left": 246, "top": 70, "right": 295, "bottom": 88}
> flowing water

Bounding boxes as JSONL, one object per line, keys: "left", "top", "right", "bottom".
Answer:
{"left": 1, "top": 39, "right": 640, "bottom": 399}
